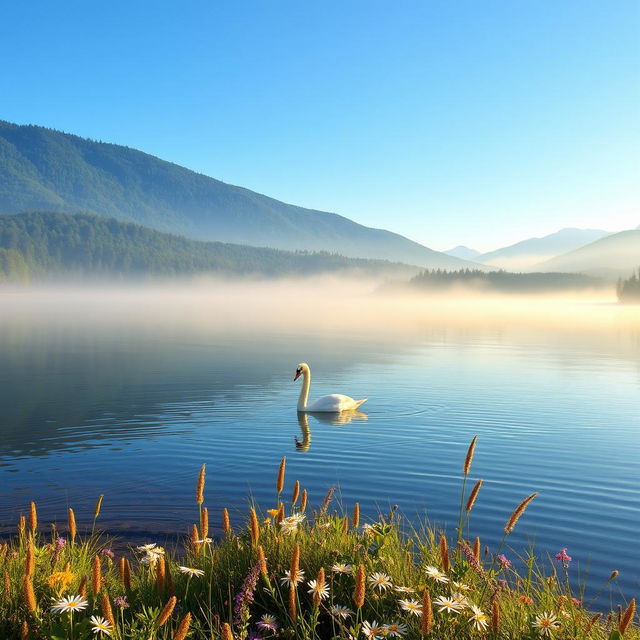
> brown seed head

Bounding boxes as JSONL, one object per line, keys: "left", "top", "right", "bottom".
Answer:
{"left": 354, "top": 564, "right": 366, "bottom": 608}
{"left": 79, "top": 574, "right": 88, "bottom": 598}
{"left": 313, "top": 567, "right": 325, "bottom": 606}
{"left": 249, "top": 508, "right": 260, "bottom": 545}
{"left": 288, "top": 584, "right": 297, "bottom": 621}
{"left": 173, "top": 612, "right": 192, "bottom": 640}
{"left": 257, "top": 545, "right": 268, "bottom": 577}
{"left": 504, "top": 493, "right": 538, "bottom": 534}
{"left": 473, "top": 536, "right": 481, "bottom": 562}
{"left": 222, "top": 508, "right": 231, "bottom": 535}
{"left": 463, "top": 435, "right": 478, "bottom": 475}
{"left": 277, "top": 457, "right": 286, "bottom": 494}
{"left": 300, "top": 489, "right": 308, "bottom": 513}
{"left": 23, "top": 575, "right": 36, "bottom": 612}
{"left": 191, "top": 523, "right": 200, "bottom": 547}
{"left": 466, "top": 479, "right": 483, "bottom": 513}
{"left": 585, "top": 612, "right": 602, "bottom": 634}
{"left": 291, "top": 480, "right": 300, "bottom": 506}
{"left": 321, "top": 487, "right": 335, "bottom": 515}
{"left": 290, "top": 543, "right": 300, "bottom": 582}
{"left": 18, "top": 514, "right": 26, "bottom": 535}
{"left": 196, "top": 464, "right": 206, "bottom": 505}
{"left": 609, "top": 570, "right": 619, "bottom": 581}
{"left": 352, "top": 502, "right": 360, "bottom": 528}
{"left": 166, "top": 564, "right": 175, "bottom": 596}
{"left": 276, "top": 503, "right": 285, "bottom": 524}
{"left": 94, "top": 495, "right": 104, "bottom": 520}
{"left": 156, "top": 556, "right": 166, "bottom": 592}
{"left": 67, "top": 508, "right": 77, "bottom": 542}
{"left": 123, "top": 559, "right": 132, "bottom": 591}
{"left": 221, "top": 622, "right": 234, "bottom": 640}
{"left": 491, "top": 600, "right": 500, "bottom": 634}
{"left": 118, "top": 557, "right": 126, "bottom": 582}
{"left": 4, "top": 571, "right": 11, "bottom": 598}
{"left": 157, "top": 595, "right": 177, "bottom": 626}
{"left": 92, "top": 555, "right": 102, "bottom": 594}
{"left": 200, "top": 507, "right": 209, "bottom": 540}
{"left": 20, "top": 621, "right": 29, "bottom": 640}
{"left": 619, "top": 599, "right": 636, "bottom": 635}
{"left": 342, "top": 517, "right": 348, "bottom": 535}
{"left": 24, "top": 537, "right": 35, "bottom": 577}
{"left": 101, "top": 592, "right": 115, "bottom": 627}
{"left": 421, "top": 588, "right": 433, "bottom": 635}
{"left": 29, "top": 502, "right": 37, "bottom": 533}
{"left": 439, "top": 534, "right": 450, "bottom": 573}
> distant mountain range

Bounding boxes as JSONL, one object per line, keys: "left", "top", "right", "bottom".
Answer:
{"left": 0, "top": 121, "right": 482, "bottom": 271}
{"left": 444, "top": 245, "right": 482, "bottom": 260}
{"left": 476, "top": 228, "right": 611, "bottom": 270}
{"left": 535, "top": 230, "right": 640, "bottom": 277}
{"left": 0, "top": 211, "right": 421, "bottom": 282}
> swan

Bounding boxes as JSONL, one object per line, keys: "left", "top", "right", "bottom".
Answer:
{"left": 294, "top": 362, "right": 367, "bottom": 412}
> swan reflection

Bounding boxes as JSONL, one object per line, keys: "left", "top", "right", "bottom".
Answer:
{"left": 294, "top": 410, "right": 368, "bottom": 451}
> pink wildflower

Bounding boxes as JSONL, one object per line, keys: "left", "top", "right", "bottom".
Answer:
{"left": 497, "top": 554, "right": 512, "bottom": 568}
{"left": 555, "top": 548, "right": 572, "bottom": 563}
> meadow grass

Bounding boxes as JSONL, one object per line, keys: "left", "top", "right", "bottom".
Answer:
{"left": 0, "top": 440, "right": 637, "bottom": 640}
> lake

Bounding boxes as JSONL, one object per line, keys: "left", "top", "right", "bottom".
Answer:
{"left": 1, "top": 283, "right": 638, "bottom": 603}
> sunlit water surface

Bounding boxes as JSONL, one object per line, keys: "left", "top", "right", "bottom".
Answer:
{"left": 1, "top": 286, "right": 638, "bottom": 603}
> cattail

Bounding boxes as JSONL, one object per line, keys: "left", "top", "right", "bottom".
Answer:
{"left": 92, "top": 555, "right": 102, "bottom": 594}
{"left": 609, "top": 570, "right": 619, "bottom": 581}
{"left": 4, "top": 571, "right": 10, "bottom": 598}
{"left": 222, "top": 508, "right": 231, "bottom": 535}
{"left": 200, "top": 507, "right": 209, "bottom": 540}
{"left": 300, "top": 489, "right": 308, "bottom": 513}
{"left": 156, "top": 556, "right": 166, "bottom": 592}
{"left": 101, "top": 592, "right": 115, "bottom": 627}
{"left": 249, "top": 507, "right": 260, "bottom": 545}
{"left": 23, "top": 575, "right": 36, "bottom": 612}
{"left": 342, "top": 517, "right": 348, "bottom": 535}
{"left": 504, "top": 493, "right": 538, "bottom": 534}
{"left": 585, "top": 612, "right": 602, "bottom": 634}
{"left": 291, "top": 480, "right": 300, "bottom": 506}
{"left": 473, "top": 536, "right": 481, "bottom": 562}
{"left": 118, "top": 557, "right": 126, "bottom": 583}
{"left": 288, "top": 584, "right": 297, "bottom": 621}
{"left": 421, "top": 588, "right": 433, "bottom": 635}
{"left": 491, "top": 600, "right": 500, "bottom": 634}
{"left": 157, "top": 595, "right": 177, "bottom": 626}
{"left": 196, "top": 464, "right": 206, "bottom": 506}
{"left": 354, "top": 564, "right": 365, "bottom": 608}
{"left": 463, "top": 435, "right": 478, "bottom": 475}
{"left": 25, "top": 537, "right": 35, "bottom": 577}
{"left": 191, "top": 523, "right": 200, "bottom": 547}
{"left": 29, "top": 502, "right": 37, "bottom": 533}
{"left": 20, "top": 621, "right": 29, "bottom": 640}
{"left": 222, "top": 622, "right": 234, "bottom": 640}
{"left": 18, "top": 514, "right": 26, "bottom": 536}
{"left": 122, "top": 558, "right": 132, "bottom": 591}
{"left": 313, "top": 567, "right": 325, "bottom": 606}
{"left": 290, "top": 543, "right": 300, "bottom": 583}
{"left": 79, "top": 574, "right": 88, "bottom": 598}
{"left": 619, "top": 599, "right": 636, "bottom": 635}
{"left": 276, "top": 503, "right": 285, "bottom": 524}
{"left": 94, "top": 494, "right": 104, "bottom": 520}
{"left": 321, "top": 487, "right": 335, "bottom": 514}
{"left": 173, "top": 612, "right": 192, "bottom": 640}
{"left": 466, "top": 479, "right": 483, "bottom": 513}
{"left": 257, "top": 545, "right": 268, "bottom": 577}
{"left": 439, "top": 535, "right": 450, "bottom": 573}
{"left": 352, "top": 502, "right": 360, "bottom": 528}
{"left": 68, "top": 508, "right": 77, "bottom": 542}
{"left": 276, "top": 457, "right": 286, "bottom": 494}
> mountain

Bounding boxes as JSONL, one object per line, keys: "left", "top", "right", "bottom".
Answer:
{"left": 444, "top": 245, "right": 481, "bottom": 260}
{"left": 0, "top": 121, "right": 483, "bottom": 271}
{"left": 477, "top": 228, "right": 611, "bottom": 270}
{"left": 0, "top": 211, "right": 420, "bottom": 282}
{"left": 535, "top": 230, "right": 640, "bottom": 277}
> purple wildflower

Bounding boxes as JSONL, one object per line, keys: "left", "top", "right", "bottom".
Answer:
{"left": 233, "top": 563, "right": 261, "bottom": 627}
{"left": 497, "top": 554, "right": 512, "bottom": 568}
{"left": 56, "top": 537, "right": 67, "bottom": 548}
{"left": 256, "top": 615, "right": 279, "bottom": 633}
{"left": 113, "top": 596, "right": 129, "bottom": 609}
{"left": 101, "top": 548, "right": 115, "bottom": 559}
{"left": 555, "top": 548, "right": 572, "bottom": 563}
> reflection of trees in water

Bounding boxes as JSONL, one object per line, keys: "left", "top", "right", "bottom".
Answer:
{"left": 295, "top": 410, "right": 367, "bottom": 452}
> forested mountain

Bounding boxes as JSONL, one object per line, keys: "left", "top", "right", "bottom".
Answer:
{"left": 0, "top": 121, "right": 482, "bottom": 270}
{"left": 0, "top": 211, "right": 420, "bottom": 282}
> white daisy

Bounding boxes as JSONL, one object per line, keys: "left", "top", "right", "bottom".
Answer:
{"left": 469, "top": 604, "right": 489, "bottom": 631}
{"left": 178, "top": 566, "right": 205, "bottom": 577}
{"left": 362, "top": 524, "right": 375, "bottom": 535}
{"left": 433, "top": 595, "right": 463, "bottom": 614}
{"left": 51, "top": 595, "right": 89, "bottom": 613}
{"left": 256, "top": 614, "right": 279, "bottom": 632}
{"left": 532, "top": 612, "right": 560, "bottom": 637}
{"left": 280, "top": 569, "right": 305, "bottom": 586}
{"left": 361, "top": 620, "right": 385, "bottom": 639}
{"left": 136, "top": 543, "right": 158, "bottom": 552}
{"left": 452, "top": 581, "right": 471, "bottom": 591}
{"left": 424, "top": 566, "right": 449, "bottom": 583}
{"left": 332, "top": 563, "right": 353, "bottom": 574}
{"left": 330, "top": 604, "right": 354, "bottom": 619}
{"left": 307, "top": 579, "right": 329, "bottom": 600}
{"left": 368, "top": 572, "right": 393, "bottom": 592}
{"left": 451, "top": 591, "right": 470, "bottom": 608}
{"left": 90, "top": 615, "right": 113, "bottom": 636}
{"left": 394, "top": 585, "right": 415, "bottom": 593}
{"left": 383, "top": 622, "right": 408, "bottom": 637}
{"left": 398, "top": 599, "right": 423, "bottom": 616}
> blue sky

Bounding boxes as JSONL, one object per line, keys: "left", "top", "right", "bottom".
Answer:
{"left": 1, "top": 1, "right": 638, "bottom": 251}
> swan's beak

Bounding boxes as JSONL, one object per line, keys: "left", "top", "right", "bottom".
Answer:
{"left": 293, "top": 371, "right": 301, "bottom": 381}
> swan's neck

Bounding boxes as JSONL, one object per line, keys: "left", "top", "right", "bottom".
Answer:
{"left": 297, "top": 370, "right": 311, "bottom": 410}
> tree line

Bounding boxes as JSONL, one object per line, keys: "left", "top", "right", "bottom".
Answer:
{"left": 617, "top": 268, "right": 640, "bottom": 303}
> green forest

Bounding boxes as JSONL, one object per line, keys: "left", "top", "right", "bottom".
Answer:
{"left": 617, "top": 269, "right": 640, "bottom": 303}
{"left": 0, "top": 211, "right": 416, "bottom": 282}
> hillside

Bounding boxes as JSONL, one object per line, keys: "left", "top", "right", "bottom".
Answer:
{"left": 0, "top": 121, "right": 483, "bottom": 270}
{"left": 0, "top": 211, "right": 420, "bottom": 282}
{"left": 477, "top": 228, "right": 610, "bottom": 270}
{"left": 535, "top": 230, "right": 640, "bottom": 277}
{"left": 444, "top": 245, "right": 481, "bottom": 260}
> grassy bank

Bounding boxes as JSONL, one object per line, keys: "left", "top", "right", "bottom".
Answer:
{"left": 1, "top": 440, "right": 636, "bottom": 640}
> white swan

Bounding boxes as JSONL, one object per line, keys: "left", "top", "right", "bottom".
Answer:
{"left": 294, "top": 362, "right": 367, "bottom": 412}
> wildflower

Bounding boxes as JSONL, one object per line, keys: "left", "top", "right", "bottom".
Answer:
{"left": 307, "top": 578, "right": 329, "bottom": 601}
{"left": 384, "top": 622, "right": 408, "bottom": 637}
{"left": 178, "top": 566, "right": 204, "bottom": 577}
{"left": 433, "top": 595, "right": 464, "bottom": 614}
{"left": 394, "top": 585, "right": 415, "bottom": 593}
{"left": 47, "top": 571, "right": 76, "bottom": 592}
{"left": 554, "top": 548, "right": 572, "bottom": 563}
{"left": 469, "top": 604, "right": 489, "bottom": 630}
{"left": 267, "top": 508, "right": 279, "bottom": 518}
{"left": 452, "top": 581, "right": 471, "bottom": 591}
{"left": 137, "top": 543, "right": 159, "bottom": 552}
{"left": 330, "top": 604, "right": 354, "bottom": 619}
{"left": 280, "top": 514, "right": 305, "bottom": 535}
{"left": 571, "top": 597, "right": 581, "bottom": 607}
{"left": 361, "top": 620, "right": 385, "bottom": 639}
{"left": 398, "top": 599, "right": 423, "bottom": 616}
{"left": 497, "top": 554, "right": 512, "bottom": 568}
{"left": 90, "top": 616, "right": 112, "bottom": 636}
{"left": 256, "top": 614, "right": 279, "bottom": 632}
{"left": 280, "top": 569, "right": 305, "bottom": 586}
{"left": 233, "top": 563, "right": 261, "bottom": 627}
{"left": 195, "top": 537, "right": 212, "bottom": 544}
{"left": 56, "top": 537, "right": 67, "bottom": 548}
{"left": 101, "top": 548, "right": 115, "bottom": 559}
{"left": 519, "top": 595, "right": 533, "bottom": 605}
{"left": 451, "top": 592, "right": 470, "bottom": 608}
{"left": 332, "top": 563, "right": 353, "bottom": 574}
{"left": 369, "top": 572, "right": 393, "bottom": 592}
{"left": 51, "top": 595, "right": 89, "bottom": 613}
{"left": 498, "top": 579, "right": 508, "bottom": 588}
{"left": 113, "top": 596, "right": 129, "bottom": 608}
{"left": 424, "top": 566, "right": 449, "bottom": 583}
{"left": 533, "top": 612, "right": 561, "bottom": 636}
{"left": 362, "top": 523, "right": 375, "bottom": 535}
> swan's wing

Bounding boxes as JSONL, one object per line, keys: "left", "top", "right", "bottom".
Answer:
{"left": 307, "top": 394, "right": 367, "bottom": 412}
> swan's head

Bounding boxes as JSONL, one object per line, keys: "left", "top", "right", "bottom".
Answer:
{"left": 293, "top": 362, "right": 309, "bottom": 381}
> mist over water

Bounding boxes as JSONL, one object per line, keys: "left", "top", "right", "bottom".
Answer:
{"left": 1, "top": 280, "right": 638, "bottom": 601}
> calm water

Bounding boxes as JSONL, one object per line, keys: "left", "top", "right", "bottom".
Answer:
{"left": 1, "top": 288, "right": 639, "bottom": 602}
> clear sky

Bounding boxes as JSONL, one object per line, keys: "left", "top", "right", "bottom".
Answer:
{"left": 1, "top": 1, "right": 638, "bottom": 252}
